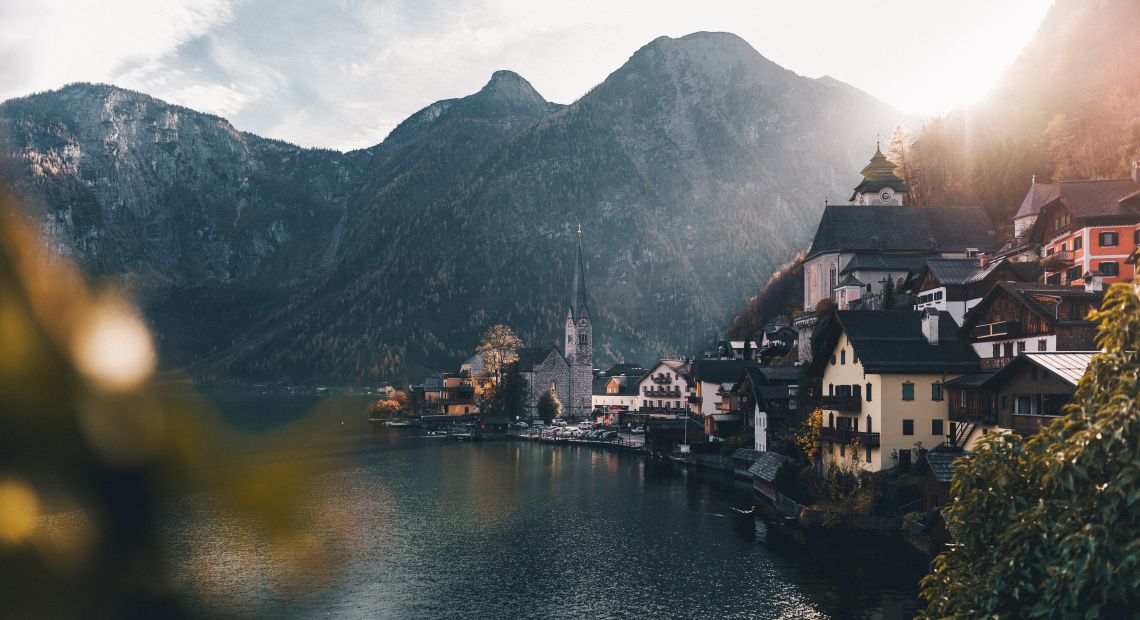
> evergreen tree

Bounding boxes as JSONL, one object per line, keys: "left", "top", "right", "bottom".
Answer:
{"left": 537, "top": 389, "right": 562, "bottom": 424}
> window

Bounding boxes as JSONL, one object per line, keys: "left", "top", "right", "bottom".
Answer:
{"left": 1074, "top": 236, "right": 1083, "bottom": 250}
{"left": 1066, "top": 265, "right": 1082, "bottom": 282}
{"left": 840, "top": 350, "right": 846, "bottom": 365}
{"left": 902, "top": 382, "right": 914, "bottom": 401}
{"left": 865, "top": 445, "right": 872, "bottom": 463}
{"left": 902, "top": 419, "right": 914, "bottom": 435}
{"left": 931, "top": 383, "right": 943, "bottom": 401}
{"left": 932, "top": 419, "right": 944, "bottom": 436}
{"left": 1099, "top": 231, "right": 1119, "bottom": 247}
{"left": 1100, "top": 262, "right": 1120, "bottom": 277}
{"left": 1038, "top": 339, "right": 1047, "bottom": 352}
{"left": 852, "top": 350, "right": 858, "bottom": 364}
{"left": 992, "top": 344, "right": 1001, "bottom": 358}
{"left": 1004, "top": 343, "right": 1014, "bottom": 357}
{"left": 830, "top": 354, "right": 836, "bottom": 366}
{"left": 828, "top": 383, "right": 834, "bottom": 396}
{"left": 866, "top": 383, "right": 873, "bottom": 402}
{"left": 866, "top": 416, "right": 872, "bottom": 432}
{"left": 853, "top": 384, "right": 861, "bottom": 399}
{"left": 1061, "top": 242, "right": 1067, "bottom": 252}
{"left": 959, "top": 390, "right": 967, "bottom": 407}
{"left": 1016, "top": 396, "right": 1032, "bottom": 415}
{"left": 578, "top": 334, "right": 588, "bottom": 345}
{"left": 1018, "top": 341, "right": 1026, "bottom": 354}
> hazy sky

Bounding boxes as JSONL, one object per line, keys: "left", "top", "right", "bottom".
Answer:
{"left": 0, "top": 0, "right": 1054, "bottom": 151}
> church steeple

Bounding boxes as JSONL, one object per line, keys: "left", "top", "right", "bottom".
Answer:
{"left": 850, "top": 143, "right": 908, "bottom": 205}
{"left": 569, "top": 223, "right": 589, "bottom": 320}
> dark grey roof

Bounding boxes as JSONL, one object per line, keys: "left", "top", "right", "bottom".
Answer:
{"left": 961, "top": 281, "right": 1103, "bottom": 332}
{"left": 841, "top": 253, "right": 933, "bottom": 274}
{"left": 927, "top": 448, "right": 968, "bottom": 483}
{"left": 923, "top": 258, "right": 985, "bottom": 285}
{"left": 731, "top": 448, "right": 764, "bottom": 462}
{"left": 747, "top": 452, "right": 790, "bottom": 482}
{"left": 515, "top": 346, "right": 566, "bottom": 372}
{"left": 422, "top": 376, "right": 443, "bottom": 391}
{"left": 646, "top": 418, "right": 703, "bottom": 432}
{"left": 757, "top": 366, "right": 802, "bottom": 384}
{"left": 837, "top": 273, "right": 865, "bottom": 287}
{"left": 1013, "top": 182, "right": 1059, "bottom": 220}
{"left": 593, "top": 375, "right": 638, "bottom": 396}
{"left": 690, "top": 359, "right": 757, "bottom": 384}
{"left": 943, "top": 371, "right": 997, "bottom": 389}
{"left": 832, "top": 310, "right": 980, "bottom": 375}
{"left": 806, "top": 205, "right": 997, "bottom": 260}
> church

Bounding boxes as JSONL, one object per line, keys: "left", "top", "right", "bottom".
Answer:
{"left": 515, "top": 227, "right": 594, "bottom": 420}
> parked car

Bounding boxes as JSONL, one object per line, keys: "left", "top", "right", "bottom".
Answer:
{"left": 552, "top": 419, "right": 567, "bottom": 427}
{"left": 630, "top": 426, "right": 645, "bottom": 435}
{"left": 602, "top": 431, "right": 618, "bottom": 440}
{"left": 578, "top": 422, "right": 593, "bottom": 430}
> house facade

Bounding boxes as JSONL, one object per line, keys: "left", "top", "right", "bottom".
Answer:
{"left": 516, "top": 346, "right": 570, "bottom": 420}
{"left": 813, "top": 310, "right": 980, "bottom": 472}
{"left": 636, "top": 359, "right": 693, "bottom": 418}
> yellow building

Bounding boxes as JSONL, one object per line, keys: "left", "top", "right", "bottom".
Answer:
{"left": 813, "top": 309, "right": 980, "bottom": 471}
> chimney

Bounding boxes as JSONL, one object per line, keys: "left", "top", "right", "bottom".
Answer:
{"left": 1132, "top": 161, "right": 1139, "bottom": 184}
{"left": 922, "top": 307, "right": 940, "bottom": 345}
{"left": 978, "top": 255, "right": 990, "bottom": 268}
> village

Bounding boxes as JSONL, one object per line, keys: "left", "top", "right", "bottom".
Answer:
{"left": 388, "top": 144, "right": 1140, "bottom": 552}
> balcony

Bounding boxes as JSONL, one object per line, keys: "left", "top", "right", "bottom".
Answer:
{"left": 820, "top": 395, "right": 862, "bottom": 413}
{"left": 1011, "top": 414, "right": 1060, "bottom": 435}
{"left": 980, "top": 356, "right": 1014, "bottom": 370}
{"left": 949, "top": 407, "right": 997, "bottom": 425}
{"left": 645, "top": 389, "right": 682, "bottom": 398}
{"left": 819, "top": 428, "right": 881, "bottom": 447}
{"left": 687, "top": 395, "right": 703, "bottom": 404}
{"left": 1042, "top": 250, "right": 1075, "bottom": 270}
{"left": 972, "top": 320, "right": 1022, "bottom": 341}
{"left": 651, "top": 375, "right": 672, "bottom": 385}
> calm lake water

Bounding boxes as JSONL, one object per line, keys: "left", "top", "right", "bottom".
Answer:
{"left": 161, "top": 395, "right": 925, "bottom": 619}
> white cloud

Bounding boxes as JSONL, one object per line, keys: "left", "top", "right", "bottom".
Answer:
{"left": 0, "top": 0, "right": 235, "bottom": 99}
{"left": 0, "top": 0, "right": 1054, "bottom": 151}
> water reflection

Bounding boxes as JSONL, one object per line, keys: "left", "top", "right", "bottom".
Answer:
{"left": 151, "top": 402, "right": 923, "bottom": 619}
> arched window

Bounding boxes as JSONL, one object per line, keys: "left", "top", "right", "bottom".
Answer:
{"left": 866, "top": 383, "right": 872, "bottom": 402}
{"left": 840, "top": 350, "right": 846, "bottom": 365}
{"left": 866, "top": 415, "right": 872, "bottom": 433}
{"left": 829, "top": 264, "right": 838, "bottom": 298}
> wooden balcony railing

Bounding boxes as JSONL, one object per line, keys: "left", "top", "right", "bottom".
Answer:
{"left": 972, "top": 321, "right": 1022, "bottom": 341}
{"left": 1042, "top": 250, "right": 1075, "bottom": 270}
{"left": 820, "top": 395, "right": 862, "bottom": 412}
{"left": 819, "top": 428, "right": 881, "bottom": 447}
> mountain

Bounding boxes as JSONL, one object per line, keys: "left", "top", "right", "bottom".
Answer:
{"left": 0, "top": 32, "right": 903, "bottom": 383}
{"left": 898, "top": 0, "right": 1140, "bottom": 224}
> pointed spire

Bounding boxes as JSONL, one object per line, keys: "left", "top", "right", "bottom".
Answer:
{"left": 570, "top": 224, "right": 588, "bottom": 320}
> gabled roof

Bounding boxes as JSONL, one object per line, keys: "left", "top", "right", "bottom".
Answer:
{"left": 841, "top": 253, "right": 933, "bottom": 275}
{"left": 731, "top": 448, "right": 764, "bottom": 462}
{"left": 926, "top": 447, "right": 968, "bottom": 483}
{"left": 807, "top": 205, "right": 997, "bottom": 260}
{"left": 689, "top": 359, "right": 757, "bottom": 384}
{"left": 989, "top": 352, "right": 1095, "bottom": 388}
{"left": 1013, "top": 182, "right": 1059, "bottom": 220}
{"left": 637, "top": 359, "right": 690, "bottom": 385}
{"left": 592, "top": 375, "right": 639, "bottom": 396}
{"left": 747, "top": 452, "right": 790, "bottom": 482}
{"left": 961, "top": 281, "right": 1103, "bottom": 332}
{"left": 515, "top": 346, "right": 567, "bottom": 373}
{"left": 837, "top": 273, "right": 865, "bottom": 288}
{"left": 756, "top": 366, "right": 802, "bottom": 384}
{"left": 815, "top": 310, "right": 979, "bottom": 375}
{"left": 1028, "top": 178, "right": 1140, "bottom": 240}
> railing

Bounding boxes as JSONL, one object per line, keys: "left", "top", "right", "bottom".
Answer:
{"left": 820, "top": 395, "right": 862, "bottom": 412}
{"left": 687, "top": 395, "right": 703, "bottom": 404}
{"left": 972, "top": 321, "right": 1022, "bottom": 341}
{"left": 949, "top": 408, "right": 997, "bottom": 425}
{"left": 819, "top": 428, "right": 881, "bottom": 447}
{"left": 651, "top": 375, "right": 672, "bottom": 385}
{"left": 980, "top": 356, "right": 1014, "bottom": 369}
{"left": 645, "top": 389, "right": 681, "bottom": 398}
{"left": 1011, "top": 413, "right": 1060, "bottom": 435}
{"left": 638, "top": 406, "right": 687, "bottom": 414}
{"left": 1042, "top": 250, "right": 1075, "bottom": 270}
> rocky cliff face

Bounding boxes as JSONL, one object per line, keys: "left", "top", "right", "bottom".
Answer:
{"left": 0, "top": 33, "right": 902, "bottom": 383}
{"left": 0, "top": 83, "right": 370, "bottom": 287}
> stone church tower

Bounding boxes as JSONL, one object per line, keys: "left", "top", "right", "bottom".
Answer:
{"left": 564, "top": 226, "right": 594, "bottom": 419}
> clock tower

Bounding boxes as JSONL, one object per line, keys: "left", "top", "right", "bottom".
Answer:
{"left": 850, "top": 143, "right": 908, "bottom": 206}
{"left": 564, "top": 225, "right": 594, "bottom": 420}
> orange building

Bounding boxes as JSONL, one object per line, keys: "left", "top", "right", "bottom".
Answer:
{"left": 1028, "top": 167, "right": 1140, "bottom": 287}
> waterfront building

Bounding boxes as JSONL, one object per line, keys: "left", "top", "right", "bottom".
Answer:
{"left": 688, "top": 358, "right": 756, "bottom": 417}
{"left": 943, "top": 351, "right": 1095, "bottom": 444}
{"left": 591, "top": 363, "right": 644, "bottom": 424}
{"left": 635, "top": 359, "right": 693, "bottom": 418}
{"left": 811, "top": 309, "right": 980, "bottom": 472}
{"left": 515, "top": 346, "right": 570, "bottom": 420}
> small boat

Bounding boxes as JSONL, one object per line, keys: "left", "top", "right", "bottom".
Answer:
{"left": 384, "top": 420, "right": 412, "bottom": 427}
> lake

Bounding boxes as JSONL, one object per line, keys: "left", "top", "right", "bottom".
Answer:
{"left": 161, "top": 395, "right": 926, "bottom": 618}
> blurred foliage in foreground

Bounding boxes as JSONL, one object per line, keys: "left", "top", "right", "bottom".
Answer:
{"left": 0, "top": 192, "right": 348, "bottom": 618}
{"left": 919, "top": 280, "right": 1140, "bottom": 617}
